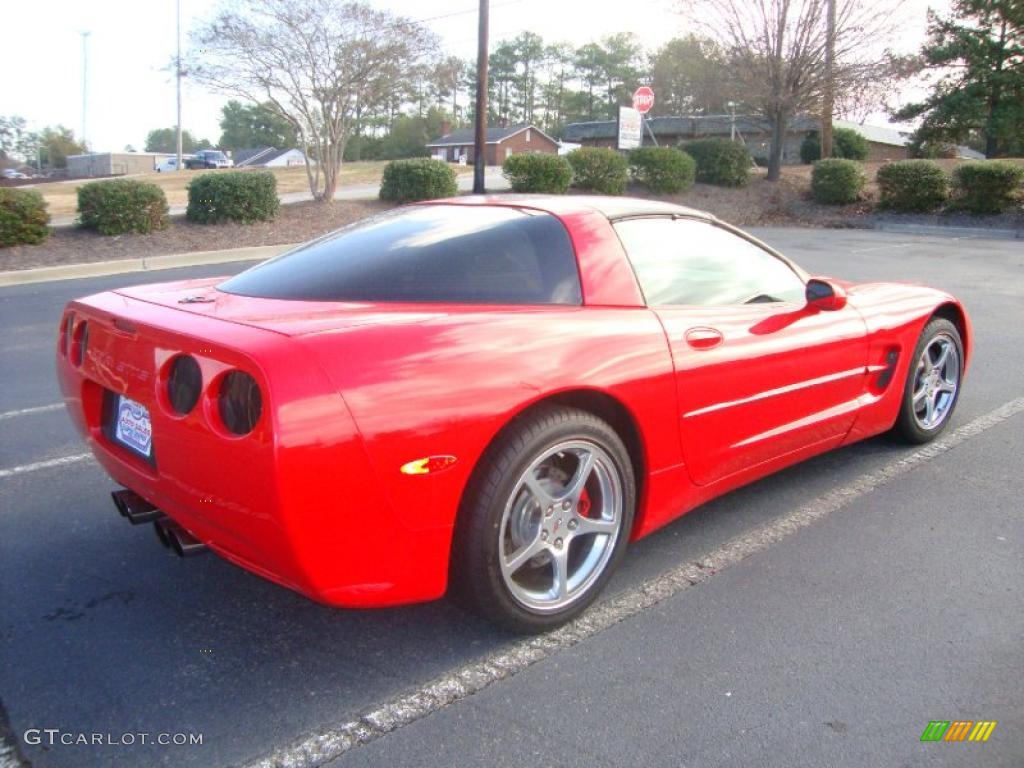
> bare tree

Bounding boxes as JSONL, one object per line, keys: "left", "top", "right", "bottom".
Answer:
{"left": 190, "top": 0, "right": 437, "bottom": 201}
{"left": 681, "top": 0, "right": 900, "bottom": 180}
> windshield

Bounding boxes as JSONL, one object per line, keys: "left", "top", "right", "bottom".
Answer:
{"left": 219, "top": 205, "right": 582, "bottom": 305}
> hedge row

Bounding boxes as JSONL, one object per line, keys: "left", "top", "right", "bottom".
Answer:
{"left": 13, "top": 154, "right": 1019, "bottom": 248}
{"left": 0, "top": 188, "right": 50, "bottom": 247}
{"left": 499, "top": 146, "right": 700, "bottom": 197}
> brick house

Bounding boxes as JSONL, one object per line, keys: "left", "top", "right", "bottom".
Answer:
{"left": 562, "top": 115, "right": 912, "bottom": 165}
{"left": 562, "top": 115, "right": 818, "bottom": 166}
{"left": 426, "top": 125, "right": 558, "bottom": 166}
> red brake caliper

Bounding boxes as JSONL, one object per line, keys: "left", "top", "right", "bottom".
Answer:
{"left": 578, "top": 488, "right": 592, "bottom": 518}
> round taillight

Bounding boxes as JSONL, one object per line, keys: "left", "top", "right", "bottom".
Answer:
{"left": 71, "top": 320, "right": 89, "bottom": 366}
{"left": 218, "top": 371, "right": 262, "bottom": 435}
{"left": 167, "top": 355, "right": 202, "bottom": 415}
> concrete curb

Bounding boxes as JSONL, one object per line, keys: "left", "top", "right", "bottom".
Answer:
{"left": 869, "top": 222, "right": 1023, "bottom": 240}
{"left": 0, "top": 243, "right": 296, "bottom": 288}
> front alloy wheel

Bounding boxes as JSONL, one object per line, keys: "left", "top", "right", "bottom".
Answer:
{"left": 911, "top": 332, "right": 960, "bottom": 431}
{"left": 454, "top": 405, "right": 635, "bottom": 633}
{"left": 894, "top": 317, "right": 964, "bottom": 443}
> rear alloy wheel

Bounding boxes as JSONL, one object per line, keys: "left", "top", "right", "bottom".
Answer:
{"left": 894, "top": 317, "right": 963, "bottom": 443}
{"left": 455, "top": 406, "right": 635, "bottom": 633}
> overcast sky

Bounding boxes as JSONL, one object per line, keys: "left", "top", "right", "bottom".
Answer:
{"left": 1, "top": 0, "right": 948, "bottom": 153}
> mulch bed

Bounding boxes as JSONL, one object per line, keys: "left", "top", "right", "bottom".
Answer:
{"left": 1, "top": 200, "right": 392, "bottom": 271}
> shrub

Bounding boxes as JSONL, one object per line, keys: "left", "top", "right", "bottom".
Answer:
{"left": 502, "top": 153, "right": 573, "bottom": 193}
{"left": 681, "top": 138, "right": 751, "bottom": 186}
{"left": 951, "top": 161, "right": 1024, "bottom": 214}
{"left": 800, "top": 127, "right": 870, "bottom": 164}
{"left": 186, "top": 171, "right": 279, "bottom": 224}
{"left": 628, "top": 147, "right": 696, "bottom": 194}
{"left": 876, "top": 160, "right": 949, "bottom": 212}
{"left": 77, "top": 179, "right": 169, "bottom": 235}
{"left": 0, "top": 188, "right": 50, "bottom": 247}
{"left": 811, "top": 159, "right": 866, "bottom": 205}
{"left": 379, "top": 158, "right": 457, "bottom": 202}
{"left": 566, "top": 147, "right": 628, "bottom": 195}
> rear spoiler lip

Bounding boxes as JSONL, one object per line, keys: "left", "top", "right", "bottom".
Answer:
{"left": 106, "top": 287, "right": 295, "bottom": 337}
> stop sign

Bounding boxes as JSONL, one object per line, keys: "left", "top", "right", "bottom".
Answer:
{"left": 633, "top": 86, "right": 655, "bottom": 114}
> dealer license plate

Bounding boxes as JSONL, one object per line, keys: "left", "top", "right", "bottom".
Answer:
{"left": 113, "top": 395, "right": 153, "bottom": 458}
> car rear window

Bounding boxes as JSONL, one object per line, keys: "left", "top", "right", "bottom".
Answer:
{"left": 219, "top": 205, "right": 582, "bottom": 305}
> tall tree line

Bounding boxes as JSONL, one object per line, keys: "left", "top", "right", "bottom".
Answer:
{"left": 350, "top": 31, "right": 739, "bottom": 138}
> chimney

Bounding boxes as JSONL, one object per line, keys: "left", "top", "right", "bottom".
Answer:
{"left": 441, "top": 121, "right": 452, "bottom": 136}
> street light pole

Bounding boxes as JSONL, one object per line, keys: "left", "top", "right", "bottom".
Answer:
{"left": 176, "top": 0, "right": 183, "bottom": 171}
{"left": 81, "top": 31, "right": 90, "bottom": 149}
{"left": 472, "top": 0, "right": 489, "bottom": 194}
{"left": 821, "top": 0, "right": 836, "bottom": 158}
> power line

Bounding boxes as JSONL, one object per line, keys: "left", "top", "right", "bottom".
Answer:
{"left": 415, "top": 0, "right": 520, "bottom": 24}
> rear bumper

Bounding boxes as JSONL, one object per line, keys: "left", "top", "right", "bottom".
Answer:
{"left": 57, "top": 292, "right": 452, "bottom": 607}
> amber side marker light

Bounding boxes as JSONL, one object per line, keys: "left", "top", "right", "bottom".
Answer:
{"left": 400, "top": 456, "right": 458, "bottom": 475}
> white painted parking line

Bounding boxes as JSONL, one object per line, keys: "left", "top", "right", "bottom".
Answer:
{"left": 0, "top": 453, "right": 92, "bottom": 480}
{"left": 242, "top": 396, "right": 1024, "bottom": 768}
{"left": 849, "top": 241, "right": 917, "bottom": 254}
{"left": 0, "top": 403, "right": 64, "bottom": 421}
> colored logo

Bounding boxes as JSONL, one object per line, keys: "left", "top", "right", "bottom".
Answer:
{"left": 921, "top": 720, "right": 997, "bottom": 742}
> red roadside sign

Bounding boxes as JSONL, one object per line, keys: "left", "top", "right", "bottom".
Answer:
{"left": 632, "top": 86, "right": 655, "bottom": 114}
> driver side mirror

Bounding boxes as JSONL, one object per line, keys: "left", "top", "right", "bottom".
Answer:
{"left": 806, "top": 278, "right": 847, "bottom": 311}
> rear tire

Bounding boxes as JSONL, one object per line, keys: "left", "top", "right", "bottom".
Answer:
{"left": 453, "top": 405, "right": 635, "bottom": 633}
{"left": 893, "top": 317, "right": 963, "bottom": 444}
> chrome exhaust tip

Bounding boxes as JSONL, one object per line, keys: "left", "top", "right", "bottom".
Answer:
{"left": 111, "top": 489, "right": 162, "bottom": 525}
{"left": 154, "top": 518, "right": 207, "bottom": 557}
{"left": 154, "top": 517, "right": 175, "bottom": 548}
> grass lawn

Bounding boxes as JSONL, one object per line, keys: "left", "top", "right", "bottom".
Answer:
{"left": 25, "top": 161, "right": 473, "bottom": 219}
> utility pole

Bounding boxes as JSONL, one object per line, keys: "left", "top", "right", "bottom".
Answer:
{"left": 176, "top": 0, "right": 183, "bottom": 171}
{"left": 821, "top": 0, "right": 836, "bottom": 158}
{"left": 472, "top": 0, "right": 489, "bottom": 194}
{"left": 81, "top": 31, "right": 90, "bottom": 150}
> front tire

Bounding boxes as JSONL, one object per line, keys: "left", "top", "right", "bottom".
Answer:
{"left": 893, "top": 317, "right": 963, "bottom": 443}
{"left": 453, "top": 405, "right": 635, "bottom": 633}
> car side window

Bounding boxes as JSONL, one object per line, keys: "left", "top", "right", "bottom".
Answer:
{"left": 614, "top": 217, "right": 806, "bottom": 306}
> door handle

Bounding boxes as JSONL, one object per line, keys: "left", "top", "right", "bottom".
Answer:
{"left": 684, "top": 327, "right": 723, "bottom": 350}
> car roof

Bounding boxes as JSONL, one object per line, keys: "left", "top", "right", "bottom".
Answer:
{"left": 428, "top": 194, "right": 715, "bottom": 222}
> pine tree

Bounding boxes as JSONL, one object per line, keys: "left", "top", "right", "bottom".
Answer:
{"left": 897, "top": 0, "right": 1024, "bottom": 157}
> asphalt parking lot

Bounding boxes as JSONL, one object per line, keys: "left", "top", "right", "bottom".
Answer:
{"left": 1, "top": 227, "right": 1021, "bottom": 768}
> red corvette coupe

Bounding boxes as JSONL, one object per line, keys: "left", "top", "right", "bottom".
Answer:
{"left": 57, "top": 196, "right": 970, "bottom": 632}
